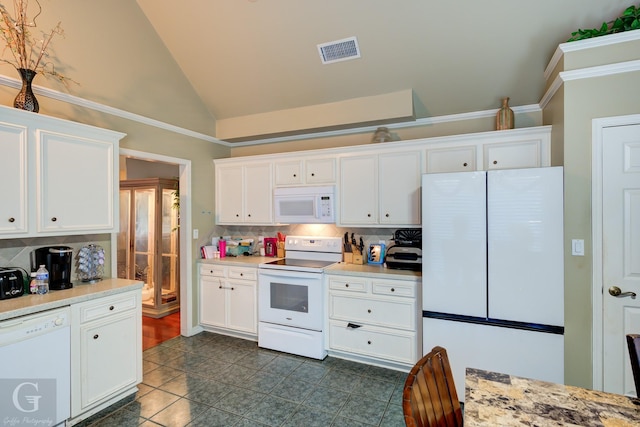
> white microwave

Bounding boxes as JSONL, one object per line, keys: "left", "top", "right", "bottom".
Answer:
{"left": 273, "top": 186, "right": 335, "bottom": 224}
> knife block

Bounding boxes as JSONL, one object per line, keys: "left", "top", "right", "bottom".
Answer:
{"left": 343, "top": 252, "right": 353, "bottom": 264}
{"left": 352, "top": 253, "right": 365, "bottom": 264}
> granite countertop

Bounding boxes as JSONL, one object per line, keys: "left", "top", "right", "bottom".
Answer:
{"left": 0, "top": 278, "right": 142, "bottom": 321}
{"left": 324, "top": 262, "right": 421, "bottom": 280}
{"left": 465, "top": 368, "right": 640, "bottom": 426}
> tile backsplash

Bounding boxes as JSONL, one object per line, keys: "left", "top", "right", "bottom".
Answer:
{"left": 0, "top": 234, "right": 112, "bottom": 279}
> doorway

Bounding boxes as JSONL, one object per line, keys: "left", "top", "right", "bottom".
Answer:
{"left": 112, "top": 149, "right": 194, "bottom": 346}
{"left": 593, "top": 114, "right": 640, "bottom": 395}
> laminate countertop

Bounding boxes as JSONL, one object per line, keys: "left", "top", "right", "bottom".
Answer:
{"left": 0, "top": 278, "right": 142, "bottom": 321}
{"left": 465, "top": 367, "right": 640, "bottom": 426}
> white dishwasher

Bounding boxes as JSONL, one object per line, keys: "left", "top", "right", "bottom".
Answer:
{"left": 0, "top": 307, "right": 71, "bottom": 426}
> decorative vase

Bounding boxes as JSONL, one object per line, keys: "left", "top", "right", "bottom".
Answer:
{"left": 13, "top": 68, "right": 39, "bottom": 113}
{"left": 496, "top": 97, "right": 513, "bottom": 130}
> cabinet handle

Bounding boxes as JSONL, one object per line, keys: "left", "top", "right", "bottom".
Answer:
{"left": 311, "top": 172, "right": 315, "bottom": 177}
{"left": 367, "top": 309, "right": 372, "bottom": 313}
{"left": 8, "top": 217, "right": 15, "bottom": 223}
{"left": 391, "top": 288, "right": 395, "bottom": 292}
{"left": 219, "top": 285, "right": 222, "bottom": 289}
{"left": 93, "top": 334, "right": 99, "bottom": 340}
{"left": 385, "top": 213, "right": 390, "bottom": 218}
{"left": 463, "top": 162, "right": 468, "bottom": 167}
{"left": 109, "top": 305, "right": 114, "bottom": 311}
{"left": 235, "top": 214, "right": 240, "bottom": 217}
{"left": 347, "top": 323, "right": 361, "bottom": 329}
{"left": 247, "top": 214, "right": 251, "bottom": 217}
{"left": 240, "top": 273, "right": 243, "bottom": 277}
{"left": 293, "top": 173, "right": 297, "bottom": 177}
{"left": 493, "top": 160, "right": 498, "bottom": 165}
{"left": 345, "top": 283, "right": 349, "bottom": 288}
{"left": 51, "top": 217, "right": 57, "bottom": 222}
{"left": 367, "top": 213, "right": 371, "bottom": 217}
{"left": 367, "top": 340, "right": 372, "bottom": 345}
{"left": 231, "top": 287, "right": 235, "bottom": 291}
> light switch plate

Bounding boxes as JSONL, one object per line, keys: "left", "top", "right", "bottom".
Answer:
{"left": 193, "top": 229, "right": 199, "bottom": 239}
{"left": 571, "top": 239, "right": 584, "bottom": 256}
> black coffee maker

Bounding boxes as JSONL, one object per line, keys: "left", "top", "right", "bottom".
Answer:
{"left": 31, "top": 246, "right": 74, "bottom": 290}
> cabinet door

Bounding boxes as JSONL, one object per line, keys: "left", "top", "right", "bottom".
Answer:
{"left": 215, "top": 165, "right": 243, "bottom": 223}
{"left": 0, "top": 123, "right": 27, "bottom": 234}
{"left": 200, "top": 276, "right": 226, "bottom": 328}
{"left": 484, "top": 140, "right": 541, "bottom": 170}
{"left": 340, "top": 155, "right": 377, "bottom": 225}
{"left": 426, "top": 145, "right": 476, "bottom": 173}
{"left": 379, "top": 151, "right": 422, "bottom": 225}
{"left": 274, "top": 160, "right": 303, "bottom": 185}
{"left": 227, "top": 279, "right": 257, "bottom": 333}
{"left": 38, "top": 131, "right": 115, "bottom": 233}
{"left": 244, "top": 162, "right": 273, "bottom": 224}
{"left": 79, "top": 311, "right": 138, "bottom": 410}
{"left": 306, "top": 157, "right": 336, "bottom": 184}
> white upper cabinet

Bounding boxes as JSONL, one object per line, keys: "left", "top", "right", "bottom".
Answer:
{"left": 340, "top": 150, "right": 422, "bottom": 226}
{"left": 38, "top": 131, "right": 116, "bottom": 233}
{"left": 0, "top": 122, "right": 28, "bottom": 234}
{"left": 274, "top": 156, "right": 336, "bottom": 186}
{"left": 0, "top": 106, "right": 124, "bottom": 239}
{"left": 215, "top": 161, "right": 273, "bottom": 225}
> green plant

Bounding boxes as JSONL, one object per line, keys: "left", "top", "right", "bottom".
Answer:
{"left": 567, "top": 3, "right": 640, "bottom": 41}
{"left": 0, "top": 0, "right": 74, "bottom": 84}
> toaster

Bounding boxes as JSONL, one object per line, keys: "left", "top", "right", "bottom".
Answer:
{"left": 0, "top": 267, "right": 26, "bottom": 299}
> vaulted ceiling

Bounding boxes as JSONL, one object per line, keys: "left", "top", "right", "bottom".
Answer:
{"left": 137, "top": 0, "right": 631, "bottom": 141}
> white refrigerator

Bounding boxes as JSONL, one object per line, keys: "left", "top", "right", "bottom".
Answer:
{"left": 422, "top": 167, "right": 564, "bottom": 399}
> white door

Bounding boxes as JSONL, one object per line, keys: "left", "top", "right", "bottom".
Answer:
{"left": 602, "top": 123, "right": 640, "bottom": 396}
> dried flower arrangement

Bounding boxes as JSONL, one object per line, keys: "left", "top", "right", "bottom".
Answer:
{"left": 0, "top": 0, "right": 73, "bottom": 84}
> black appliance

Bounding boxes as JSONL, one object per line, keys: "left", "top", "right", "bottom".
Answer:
{"left": 31, "top": 246, "right": 74, "bottom": 290}
{"left": 385, "top": 229, "right": 422, "bottom": 271}
{"left": 0, "top": 267, "right": 26, "bottom": 299}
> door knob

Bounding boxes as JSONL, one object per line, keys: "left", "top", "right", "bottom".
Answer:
{"left": 608, "top": 286, "right": 636, "bottom": 298}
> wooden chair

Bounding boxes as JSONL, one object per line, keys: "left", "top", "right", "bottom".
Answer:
{"left": 403, "top": 346, "right": 463, "bottom": 427}
{"left": 626, "top": 334, "right": 640, "bottom": 397}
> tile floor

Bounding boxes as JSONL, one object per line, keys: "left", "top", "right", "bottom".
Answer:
{"left": 80, "top": 331, "right": 407, "bottom": 426}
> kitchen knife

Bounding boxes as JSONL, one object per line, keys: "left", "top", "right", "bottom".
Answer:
{"left": 351, "top": 233, "right": 359, "bottom": 254}
{"left": 344, "top": 232, "right": 351, "bottom": 252}
{"left": 359, "top": 237, "right": 364, "bottom": 255}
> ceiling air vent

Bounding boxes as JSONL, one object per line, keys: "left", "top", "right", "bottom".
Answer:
{"left": 317, "top": 36, "right": 360, "bottom": 64}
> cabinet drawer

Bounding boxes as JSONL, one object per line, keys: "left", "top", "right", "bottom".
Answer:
{"left": 199, "top": 264, "right": 225, "bottom": 277}
{"left": 79, "top": 293, "right": 138, "bottom": 323}
{"left": 329, "top": 294, "right": 415, "bottom": 330}
{"left": 228, "top": 267, "right": 257, "bottom": 281}
{"left": 371, "top": 280, "right": 417, "bottom": 298}
{"left": 329, "top": 321, "right": 416, "bottom": 364}
{"left": 328, "top": 277, "right": 368, "bottom": 293}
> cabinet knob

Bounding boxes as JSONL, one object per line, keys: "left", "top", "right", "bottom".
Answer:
{"left": 93, "top": 334, "right": 99, "bottom": 340}
{"left": 247, "top": 214, "right": 251, "bottom": 217}
{"left": 219, "top": 285, "right": 222, "bottom": 289}
{"left": 345, "top": 283, "right": 349, "bottom": 288}
{"left": 385, "top": 213, "right": 390, "bottom": 218}
{"left": 235, "top": 214, "right": 240, "bottom": 217}
{"left": 367, "top": 213, "right": 371, "bottom": 217}
{"left": 367, "top": 309, "right": 372, "bottom": 313}
{"left": 493, "top": 160, "right": 498, "bottom": 165}
{"left": 311, "top": 173, "right": 315, "bottom": 177}
{"left": 231, "top": 287, "right": 235, "bottom": 291}
{"left": 463, "top": 162, "right": 468, "bottom": 167}
{"left": 51, "top": 217, "right": 57, "bottom": 222}
{"left": 293, "top": 173, "right": 297, "bottom": 177}
{"left": 109, "top": 305, "right": 114, "bottom": 311}
{"left": 8, "top": 217, "right": 15, "bottom": 223}
{"left": 391, "top": 288, "right": 395, "bottom": 292}
{"left": 367, "top": 340, "right": 372, "bottom": 345}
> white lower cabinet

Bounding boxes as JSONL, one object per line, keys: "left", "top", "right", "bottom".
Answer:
{"left": 326, "top": 273, "right": 421, "bottom": 370}
{"left": 70, "top": 290, "right": 142, "bottom": 424}
{"left": 199, "top": 264, "right": 257, "bottom": 339}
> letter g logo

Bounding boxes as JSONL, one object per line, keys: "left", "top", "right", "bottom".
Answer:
{"left": 12, "top": 382, "right": 41, "bottom": 413}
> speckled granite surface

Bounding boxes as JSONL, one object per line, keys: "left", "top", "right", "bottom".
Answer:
{"left": 465, "top": 368, "right": 640, "bottom": 426}
{"left": 0, "top": 278, "right": 142, "bottom": 321}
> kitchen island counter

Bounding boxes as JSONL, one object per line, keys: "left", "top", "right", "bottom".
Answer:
{"left": 0, "top": 278, "right": 142, "bottom": 321}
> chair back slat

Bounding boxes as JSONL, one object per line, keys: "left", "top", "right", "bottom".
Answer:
{"left": 627, "top": 334, "right": 640, "bottom": 397}
{"left": 403, "top": 346, "right": 463, "bottom": 427}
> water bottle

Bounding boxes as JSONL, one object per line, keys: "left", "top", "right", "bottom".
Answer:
{"left": 36, "top": 264, "right": 49, "bottom": 294}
